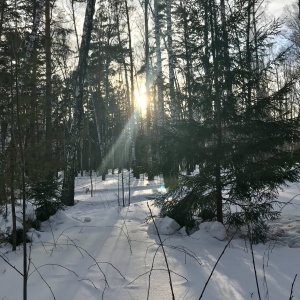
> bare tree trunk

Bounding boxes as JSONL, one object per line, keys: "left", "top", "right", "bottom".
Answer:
{"left": 0, "top": 120, "right": 7, "bottom": 208}
{"left": 115, "top": 2, "right": 130, "bottom": 117}
{"left": 71, "top": 0, "right": 80, "bottom": 51}
{"left": 210, "top": 0, "right": 223, "bottom": 223}
{"left": 124, "top": 0, "right": 134, "bottom": 112}
{"left": 12, "top": 1, "right": 46, "bottom": 298}
{"left": 145, "top": 0, "right": 154, "bottom": 180}
{"left": 145, "top": 0, "right": 151, "bottom": 131}
{"left": 246, "top": 0, "right": 252, "bottom": 109}
{"left": 166, "top": 0, "right": 177, "bottom": 121}
{"left": 252, "top": 1, "right": 261, "bottom": 101}
{"left": 62, "top": 0, "right": 96, "bottom": 205}
{"left": 124, "top": 0, "right": 138, "bottom": 177}
{"left": 203, "top": 0, "right": 212, "bottom": 115}
{"left": 182, "top": 1, "right": 193, "bottom": 120}
{"left": 0, "top": 0, "right": 5, "bottom": 39}
{"left": 9, "top": 135, "right": 17, "bottom": 251}
{"left": 154, "top": 0, "right": 164, "bottom": 127}
{"left": 45, "top": 0, "right": 52, "bottom": 156}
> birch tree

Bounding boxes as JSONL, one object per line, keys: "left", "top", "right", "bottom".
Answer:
{"left": 61, "top": 0, "right": 96, "bottom": 206}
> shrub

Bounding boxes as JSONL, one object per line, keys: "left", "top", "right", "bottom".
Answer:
{"left": 28, "top": 172, "right": 63, "bottom": 228}
{"left": 7, "top": 228, "right": 31, "bottom": 246}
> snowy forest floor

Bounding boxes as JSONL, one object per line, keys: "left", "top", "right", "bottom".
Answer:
{"left": 0, "top": 172, "right": 300, "bottom": 300}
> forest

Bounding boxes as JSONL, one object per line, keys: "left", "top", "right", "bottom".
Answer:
{"left": 1, "top": 0, "right": 300, "bottom": 299}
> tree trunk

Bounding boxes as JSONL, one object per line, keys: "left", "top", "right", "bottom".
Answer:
{"left": 145, "top": 0, "right": 154, "bottom": 180}
{"left": 45, "top": 0, "right": 52, "bottom": 157}
{"left": 9, "top": 138, "right": 17, "bottom": 251}
{"left": 210, "top": 0, "right": 223, "bottom": 223}
{"left": 145, "top": 0, "right": 151, "bottom": 131}
{"left": 0, "top": 0, "right": 5, "bottom": 39}
{"left": 182, "top": 3, "right": 193, "bottom": 120}
{"left": 246, "top": 0, "right": 252, "bottom": 109}
{"left": 124, "top": 0, "right": 138, "bottom": 177}
{"left": 154, "top": 0, "right": 164, "bottom": 127}
{"left": 166, "top": 0, "right": 177, "bottom": 121}
{"left": 61, "top": 0, "right": 96, "bottom": 206}
{"left": 15, "top": 1, "right": 45, "bottom": 298}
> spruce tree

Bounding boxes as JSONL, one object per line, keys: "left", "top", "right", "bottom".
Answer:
{"left": 158, "top": 0, "right": 300, "bottom": 242}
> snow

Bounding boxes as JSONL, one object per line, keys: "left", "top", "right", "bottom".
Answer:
{"left": 209, "top": 221, "right": 227, "bottom": 241}
{"left": 0, "top": 172, "right": 300, "bottom": 299}
{"left": 147, "top": 216, "right": 180, "bottom": 235}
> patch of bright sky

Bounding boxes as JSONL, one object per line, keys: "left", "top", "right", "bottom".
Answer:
{"left": 266, "top": 0, "right": 296, "bottom": 18}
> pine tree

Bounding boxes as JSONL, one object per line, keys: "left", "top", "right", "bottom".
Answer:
{"left": 158, "top": 0, "right": 300, "bottom": 242}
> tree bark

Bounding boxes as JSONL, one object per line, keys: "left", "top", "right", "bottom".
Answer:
{"left": 45, "top": 0, "right": 52, "bottom": 156}
{"left": 61, "top": 0, "right": 96, "bottom": 205}
{"left": 15, "top": 1, "right": 46, "bottom": 298}
{"left": 124, "top": 0, "right": 138, "bottom": 177}
{"left": 210, "top": 0, "right": 223, "bottom": 223}
{"left": 144, "top": 0, "right": 154, "bottom": 180}
{"left": 166, "top": 0, "right": 177, "bottom": 121}
{"left": 0, "top": 0, "right": 5, "bottom": 39}
{"left": 154, "top": 0, "right": 164, "bottom": 127}
{"left": 182, "top": 2, "right": 193, "bottom": 120}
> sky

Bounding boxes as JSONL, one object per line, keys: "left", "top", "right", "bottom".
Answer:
{"left": 268, "top": 0, "right": 296, "bottom": 18}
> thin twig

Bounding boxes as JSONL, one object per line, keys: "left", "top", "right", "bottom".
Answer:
{"left": 0, "top": 253, "right": 23, "bottom": 276}
{"left": 127, "top": 269, "right": 188, "bottom": 286}
{"left": 30, "top": 261, "right": 56, "bottom": 300}
{"left": 78, "top": 278, "right": 98, "bottom": 289}
{"left": 279, "top": 194, "right": 300, "bottom": 212}
{"left": 147, "top": 202, "right": 175, "bottom": 300}
{"left": 262, "top": 256, "right": 269, "bottom": 300}
{"left": 54, "top": 242, "right": 109, "bottom": 287}
{"left": 289, "top": 274, "right": 297, "bottom": 300}
{"left": 88, "top": 262, "right": 125, "bottom": 279}
{"left": 199, "top": 233, "right": 235, "bottom": 300}
{"left": 249, "top": 234, "right": 262, "bottom": 300}
{"left": 147, "top": 241, "right": 162, "bottom": 299}
{"left": 28, "top": 263, "right": 79, "bottom": 278}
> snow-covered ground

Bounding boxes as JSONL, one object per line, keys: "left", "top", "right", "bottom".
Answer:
{"left": 0, "top": 172, "right": 300, "bottom": 300}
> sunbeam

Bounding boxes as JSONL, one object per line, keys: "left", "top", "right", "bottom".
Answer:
{"left": 97, "top": 111, "right": 139, "bottom": 174}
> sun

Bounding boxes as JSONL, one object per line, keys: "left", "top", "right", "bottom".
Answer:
{"left": 134, "top": 90, "right": 147, "bottom": 112}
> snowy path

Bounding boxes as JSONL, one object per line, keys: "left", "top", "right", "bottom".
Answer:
{"left": 0, "top": 174, "right": 300, "bottom": 299}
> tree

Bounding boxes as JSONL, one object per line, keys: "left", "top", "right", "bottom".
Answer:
{"left": 157, "top": 0, "right": 300, "bottom": 241}
{"left": 61, "top": 0, "right": 96, "bottom": 206}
